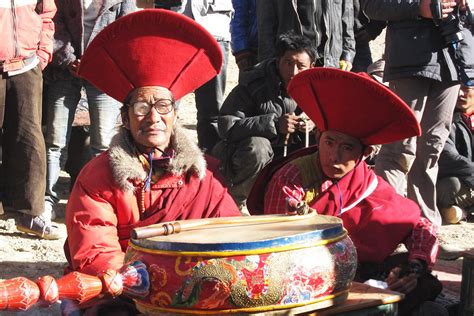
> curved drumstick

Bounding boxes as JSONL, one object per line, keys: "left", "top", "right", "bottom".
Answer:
{"left": 0, "top": 261, "right": 149, "bottom": 311}
{"left": 131, "top": 207, "right": 315, "bottom": 239}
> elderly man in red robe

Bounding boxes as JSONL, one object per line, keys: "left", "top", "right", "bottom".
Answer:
{"left": 64, "top": 9, "right": 240, "bottom": 286}
{"left": 248, "top": 68, "right": 445, "bottom": 315}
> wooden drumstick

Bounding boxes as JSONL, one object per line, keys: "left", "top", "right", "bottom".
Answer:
{"left": 283, "top": 133, "right": 290, "bottom": 157}
{"left": 305, "top": 118, "right": 309, "bottom": 147}
{"left": 131, "top": 210, "right": 316, "bottom": 239}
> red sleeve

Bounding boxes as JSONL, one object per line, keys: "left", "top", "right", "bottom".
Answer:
{"left": 264, "top": 163, "right": 305, "bottom": 214}
{"left": 36, "top": 0, "right": 56, "bottom": 69}
{"left": 66, "top": 177, "right": 125, "bottom": 276}
{"left": 405, "top": 217, "right": 439, "bottom": 269}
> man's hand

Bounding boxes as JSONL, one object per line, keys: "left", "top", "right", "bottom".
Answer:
{"left": 295, "top": 114, "right": 316, "bottom": 133}
{"left": 385, "top": 266, "right": 418, "bottom": 294}
{"left": 419, "top": 0, "right": 457, "bottom": 19}
{"left": 339, "top": 60, "right": 352, "bottom": 71}
{"left": 67, "top": 59, "right": 81, "bottom": 77}
{"left": 458, "top": 0, "right": 469, "bottom": 11}
{"left": 278, "top": 113, "right": 299, "bottom": 134}
{"left": 234, "top": 50, "right": 256, "bottom": 71}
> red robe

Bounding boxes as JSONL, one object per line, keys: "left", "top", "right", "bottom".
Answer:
{"left": 65, "top": 128, "right": 240, "bottom": 275}
{"left": 250, "top": 147, "right": 438, "bottom": 267}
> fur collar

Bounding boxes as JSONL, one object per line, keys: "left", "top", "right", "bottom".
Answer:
{"left": 108, "top": 125, "right": 207, "bottom": 192}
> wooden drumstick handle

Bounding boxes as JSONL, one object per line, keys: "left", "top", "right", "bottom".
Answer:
{"left": 283, "top": 133, "right": 290, "bottom": 157}
{"left": 131, "top": 222, "right": 182, "bottom": 239}
{"left": 131, "top": 211, "right": 317, "bottom": 240}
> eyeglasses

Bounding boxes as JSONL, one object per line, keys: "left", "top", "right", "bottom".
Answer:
{"left": 130, "top": 99, "right": 174, "bottom": 116}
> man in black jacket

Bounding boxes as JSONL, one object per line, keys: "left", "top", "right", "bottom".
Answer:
{"left": 352, "top": 0, "right": 386, "bottom": 72}
{"left": 212, "top": 33, "right": 316, "bottom": 210}
{"left": 437, "top": 84, "right": 474, "bottom": 223}
{"left": 256, "top": 0, "right": 355, "bottom": 70}
{"left": 361, "top": 0, "right": 474, "bottom": 228}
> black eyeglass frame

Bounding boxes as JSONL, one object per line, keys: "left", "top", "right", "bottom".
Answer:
{"left": 128, "top": 98, "right": 175, "bottom": 116}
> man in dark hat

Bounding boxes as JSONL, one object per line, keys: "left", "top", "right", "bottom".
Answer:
{"left": 249, "top": 68, "right": 445, "bottom": 315}
{"left": 64, "top": 8, "right": 240, "bottom": 293}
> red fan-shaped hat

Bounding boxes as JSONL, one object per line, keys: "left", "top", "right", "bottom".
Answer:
{"left": 78, "top": 9, "right": 223, "bottom": 102}
{"left": 287, "top": 68, "right": 421, "bottom": 145}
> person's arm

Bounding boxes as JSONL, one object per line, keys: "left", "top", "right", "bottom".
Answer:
{"left": 264, "top": 163, "right": 305, "bottom": 214}
{"left": 36, "top": 0, "right": 57, "bottom": 69}
{"left": 256, "top": 0, "right": 277, "bottom": 61}
{"left": 231, "top": 0, "right": 257, "bottom": 70}
{"left": 340, "top": 0, "right": 356, "bottom": 69}
{"left": 385, "top": 259, "right": 425, "bottom": 294}
{"left": 364, "top": 19, "right": 387, "bottom": 41}
{"left": 118, "top": 0, "right": 137, "bottom": 18}
{"left": 383, "top": 217, "right": 437, "bottom": 294}
{"left": 66, "top": 179, "right": 125, "bottom": 276}
{"left": 404, "top": 217, "right": 439, "bottom": 269}
{"left": 218, "top": 86, "right": 281, "bottom": 142}
{"left": 49, "top": 0, "right": 76, "bottom": 69}
{"left": 361, "top": 0, "right": 457, "bottom": 21}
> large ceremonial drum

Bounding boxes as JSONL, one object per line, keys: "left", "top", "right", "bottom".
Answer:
{"left": 125, "top": 214, "right": 357, "bottom": 315}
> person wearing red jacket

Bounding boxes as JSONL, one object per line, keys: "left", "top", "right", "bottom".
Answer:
{"left": 62, "top": 10, "right": 240, "bottom": 314}
{"left": 0, "top": 0, "right": 58, "bottom": 239}
{"left": 249, "top": 68, "right": 445, "bottom": 315}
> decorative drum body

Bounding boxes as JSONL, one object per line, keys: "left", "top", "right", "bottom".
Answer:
{"left": 125, "top": 215, "right": 357, "bottom": 314}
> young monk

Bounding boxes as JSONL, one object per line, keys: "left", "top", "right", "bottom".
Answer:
{"left": 249, "top": 68, "right": 445, "bottom": 316}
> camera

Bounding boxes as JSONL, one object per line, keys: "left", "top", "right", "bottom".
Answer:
{"left": 431, "top": 0, "right": 474, "bottom": 45}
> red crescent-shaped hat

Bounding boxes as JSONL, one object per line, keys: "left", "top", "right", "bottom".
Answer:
{"left": 77, "top": 9, "right": 223, "bottom": 102}
{"left": 287, "top": 68, "right": 421, "bottom": 145}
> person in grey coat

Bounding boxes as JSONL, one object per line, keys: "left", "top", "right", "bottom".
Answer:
{"left": 43, "top": 0, "right": 136, "bottom": 221}
{"left": 213, "top": 32, "right": 316, "bottom": 210}
{"left": 361, "top": 0, "right": 474, "bottom": 229}
{"left": 256, "top": 0, "right": 355, "bottom": 70}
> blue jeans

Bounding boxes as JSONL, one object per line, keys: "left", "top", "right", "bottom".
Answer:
{"left": 44, "top": 78, "right": 120, "bottom": 205}
{"left": 195, "top": 40, "right": 229, "bottom": 153}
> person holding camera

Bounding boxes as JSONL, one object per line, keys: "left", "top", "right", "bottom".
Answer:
{"left": 360, "top": 0, "right": 474, "bottom": 240}
{"left": 256, "top": 0, "right": 355, "bottom": 71}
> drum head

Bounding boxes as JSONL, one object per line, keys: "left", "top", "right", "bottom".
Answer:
{"left": 130, "top": 214, "right": 345, "bottom": 254}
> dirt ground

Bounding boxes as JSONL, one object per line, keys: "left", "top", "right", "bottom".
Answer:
{"left": 0, "top": 34, "right": 473, "bottom": 315}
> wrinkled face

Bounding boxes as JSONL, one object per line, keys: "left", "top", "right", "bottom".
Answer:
{"left": 278, "top": 50, "right": 313, "bottom": 87}
{"left": 123, "top": 86, "right": 177, "bottom": 152}
{"left": 318, "top": 131, "right": 365, "bottom": 180}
